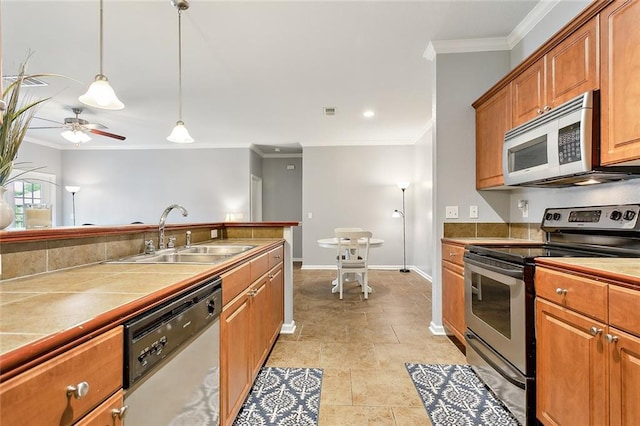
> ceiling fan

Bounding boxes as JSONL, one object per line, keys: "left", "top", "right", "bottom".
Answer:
{"left": 31, "top": 107, "right": 126, "bottom": 142}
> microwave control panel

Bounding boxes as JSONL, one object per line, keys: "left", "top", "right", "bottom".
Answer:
{"left": 558, "top": 123, "right": 582, "bottom": 165}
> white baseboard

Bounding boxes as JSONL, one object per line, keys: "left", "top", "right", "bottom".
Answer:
{"left": 280, "top": 321, "right": 297, "bottom": 334}
{"left": 429, "top": 321, "right": 447, "bottom": 336}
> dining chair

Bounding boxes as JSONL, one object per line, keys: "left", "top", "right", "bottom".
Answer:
{"left": 335, "top": 230, "right": 372, "bottom": 300}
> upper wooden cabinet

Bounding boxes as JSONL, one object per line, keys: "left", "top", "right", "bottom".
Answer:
{"left": 512, "top": 17, "right": 599, "bottom": 127}
{"left": 475, "top": 84, "right": 511, "bottom": 189}
{"left": 600, "top": 0, "right": 640, "bottom": 165}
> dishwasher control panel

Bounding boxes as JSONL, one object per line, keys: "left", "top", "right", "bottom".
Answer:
{"left": 123, "top": 276, "right": 222, "bottom": 388}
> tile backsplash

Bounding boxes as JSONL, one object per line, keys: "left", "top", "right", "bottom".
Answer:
{"left": 443, "top": 222, "right": 544, "bottom": 241}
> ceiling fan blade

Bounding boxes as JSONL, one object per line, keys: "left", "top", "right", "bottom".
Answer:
{"left": 89, "top": 129, "right": 126, "bottom": 141}
{"left": 33, "top": 116, "right": 64, "bottom": 125}
{"left": 83, "top": 123, "right": 108, "bottom": 130}
{"left": 29, "top": 125, "right": 64, "bottom": 129}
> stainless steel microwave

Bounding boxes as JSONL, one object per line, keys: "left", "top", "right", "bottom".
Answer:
{"left": 502, "top": 91, "right": 640, "bottom": 187}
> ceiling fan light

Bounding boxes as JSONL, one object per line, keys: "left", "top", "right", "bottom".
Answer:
{"left": 167, "top": 121, "right": 194, "bottom": 143}
{"left": 79, "top": 75, "right": 125, "bottom": 110}
{"left": 62, "top": 130, "right": 92, "bottom": 144}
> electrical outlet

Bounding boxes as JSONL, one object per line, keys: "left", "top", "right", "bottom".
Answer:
{"left": 211, "top": 229, "right": 218, "bottom": 238}
{"left": 445, "top": 206, "right": 459, "bottom": 219}
{"left": 470, "top": 205, "right": 478, "bottom": 218}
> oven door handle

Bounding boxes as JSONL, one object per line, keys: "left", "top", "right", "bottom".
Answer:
{"left": 465, "top": 331, "right": 526, "bottom": 390}
{"left": 464, "top": 255, "right": 524, "bottom": 280}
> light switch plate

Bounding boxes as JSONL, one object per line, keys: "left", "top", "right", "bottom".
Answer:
{"left": 445, "top": 206, "right": 459, "bottom": 219}
{"left": 470, "top": 205, "right": 478, "bottom": 218}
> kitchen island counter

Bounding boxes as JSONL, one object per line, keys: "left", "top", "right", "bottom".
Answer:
{"left": 0, "top": 238, "right": 284, "bottom": 379}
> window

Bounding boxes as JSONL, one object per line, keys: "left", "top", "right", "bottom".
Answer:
{"left": 5, "top": 170, "right": 57, "bottom": 229}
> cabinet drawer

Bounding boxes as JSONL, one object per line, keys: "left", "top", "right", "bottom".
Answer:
{"left": 268, "top": 246, "right": 284, "bottom": 269}
{"left": 609, "top": 285, "right": 640, "bottom": 337}
{"left": 222, "top": 261, "right": 251, "bottom": 305}
{"left": 442, "top": 243, "right": 465, "bottom": 267}
{"left": 0, "top": 327, "right": 123, "bottom": 426}
{"left": 250, "top": 252, "right": 269, "bottom": 282}
{"left": 75, "top": 389, "right": 125, "bottom": 426}
{"left": 535, "top": 267, "right": 607, "bottom": 321}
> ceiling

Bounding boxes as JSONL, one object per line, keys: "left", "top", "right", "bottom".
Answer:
{"left": 3, "top": 0, "right": 541, "bottom": 153}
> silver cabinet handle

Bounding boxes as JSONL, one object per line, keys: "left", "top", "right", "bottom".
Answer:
{"left": 449, "top": 252, "right": 456, "bottom": 257}
{"left": 536, "top": 109, "right": 544, "bottom": 115}
{"left": 112, "top": 405, "right": 128, "bottom": 419}
{"left": 589, "top": 327, "right": 603, "bottom": 336}
{"left": 66, "top": 381, "right": 89, "bottom": 399}
{"left": 555, "top": 288, "right": 568, "bottom": 295}
{"left": 275, "top": 254, "right": 282, "bottom": 259}
{"left": 543, "top": 105, "right": 552, "bottom": 112}
{"left": 606, "top": 334, "right": 619, "bottom": 343}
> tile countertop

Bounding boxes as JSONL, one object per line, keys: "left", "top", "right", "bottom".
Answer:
{"left": 0, "top": 238, "right": 283, "bottom": 375}
{"left": 535, "top": 257, "right": 640, "bottom": 287}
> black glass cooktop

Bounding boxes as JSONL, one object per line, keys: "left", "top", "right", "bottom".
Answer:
{"left": 466, "top": 244, "right": 622, "bottom": 264}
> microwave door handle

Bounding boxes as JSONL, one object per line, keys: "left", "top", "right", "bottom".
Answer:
{"left": 464, "top": 256, "right": 524, "bottom": 280}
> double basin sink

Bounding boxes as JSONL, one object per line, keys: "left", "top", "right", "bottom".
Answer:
{"left": 110, "top": 244, "right": 256, "bottom": 264}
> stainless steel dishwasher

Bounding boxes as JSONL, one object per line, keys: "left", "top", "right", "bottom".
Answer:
{"left": 123, "top": 276, "right": 222, "bottom": 425}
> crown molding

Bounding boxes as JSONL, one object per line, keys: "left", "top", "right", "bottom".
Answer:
{"left": 424, "top": 0, "right": 559, "bottom": 60}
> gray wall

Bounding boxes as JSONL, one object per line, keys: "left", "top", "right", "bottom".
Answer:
{"left": 301, "top": 145, "right": 415, "bottom": 269}
{"left": 59, "top": 147, "right": 250, "bottom": 226}
{"left": 263, "top": 157, "right": 303, "bottom": 259}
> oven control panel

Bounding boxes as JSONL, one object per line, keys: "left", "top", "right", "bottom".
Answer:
{"left": 542, "top": 204, "right": 640, "bottom": 230}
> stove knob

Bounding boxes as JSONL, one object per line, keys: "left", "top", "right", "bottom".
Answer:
{"left": 610, "top": 210, "right": 622, "bottom": 221}
{"left": 623, "top": 210, "right": 636, "bottom": 221}
{"left": 545, "top": 213, "right": 553, "bottom": 221}
{"left": 553, "top": 213, "right": 561, "bottom": 221}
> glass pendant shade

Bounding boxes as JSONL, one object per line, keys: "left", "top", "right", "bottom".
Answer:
{"left": 167, "top": 121, "right": 194, "bottom": 143}
{"left": 61, "top": 130, "right": 92, "bottom": 144}
{"left": 79, "top": 75, "right": 125, "bottom": 110}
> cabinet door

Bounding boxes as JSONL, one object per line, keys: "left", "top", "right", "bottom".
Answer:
{"left": 608, "top": 327, "right": 640, "bottom": 426}
{"left": 221, "top": 293, "right": 252, "bottom": 426}
{"left": 441, "top": 260, "right": 465, "bottom": 344}
{"left": 475, "top": 84, "right": 511, "bottom": 189}
{"left": 267, "top": 265, "right": 284, "bottom": 346}
{"left": 512, "top": 58, "right": 546, "bottom": 125}
{"left": 75, "top": 390, "right": 125, "bottom": 426}
{"left": 536, "top": 299, "right": 608, "bottom": 426}
{"left": 546, "top": 17, "right": 599, "bottom": 108}
{"left": 600, "top": 0, "right": 640, "bottom": 165}
{"left": 250, "top": 276, "right": 270, "bottom": 378}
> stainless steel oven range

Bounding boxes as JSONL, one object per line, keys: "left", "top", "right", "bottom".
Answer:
{"left": 123, "top": 275, "right": 222, "bottom": 425}
{"left": 464, "top": 204, "right": 640, "bottom": 425}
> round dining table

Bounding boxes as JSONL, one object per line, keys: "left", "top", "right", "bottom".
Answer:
{"left": 317, "top": 237, "right": 384, "bottom": 294}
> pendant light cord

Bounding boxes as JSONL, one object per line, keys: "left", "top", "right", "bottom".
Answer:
{"left": 177, "top": 9, "right": 184, "bottom": 122}
{"left": 99, "top": 0, "right": 104, "bottom": 76}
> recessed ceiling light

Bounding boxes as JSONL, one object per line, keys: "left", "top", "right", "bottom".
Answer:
{"left": 363, "top": 110, "right": 375, "bottom": 118}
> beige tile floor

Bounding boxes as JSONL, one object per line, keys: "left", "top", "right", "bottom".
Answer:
{"left": 265, "top": 264, "right": 467, "bottom": 425}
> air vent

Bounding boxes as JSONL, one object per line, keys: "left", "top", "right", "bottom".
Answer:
{"left": 2, "top": 75, "right": 49, "bottom": 87}
{"left": 323, "top": 107, "right": 336, "bottom": 116}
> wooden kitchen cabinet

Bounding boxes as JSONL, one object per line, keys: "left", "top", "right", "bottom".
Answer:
{"left": 75, "top": 390, "right": 126, "bottom": 426}
{"left": 220, "top": 244, "right": 285, "bottom": 426}
{"left": 600, "top": 0, "right": 640, "bottom": 165}
{"left": 0, "top": 327, "right": 123, "bottom": 426}
{"left": 536, "top": 298, "right": 608, "bottom": 426}
{"left": 474, "top": 84, "right": 511, "bottom": 189}
{"left": 512, "top": 17, "right": 599, "bottom": 127}
{"left": 441, "top": 242, "right": 466, "bottom": 345}
{"left": 536, "top": 266, "right": 640, "bottom": 425}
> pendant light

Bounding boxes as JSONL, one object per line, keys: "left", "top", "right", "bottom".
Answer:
{"left": 79, "top": 0, "right": 125, "bottom": 110}
{"left": 167, "top": 0, "right": 194, "bottom": 143}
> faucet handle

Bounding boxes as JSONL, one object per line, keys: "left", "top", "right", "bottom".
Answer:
{"left": 144, "top": 240, "right": 156, "bottom": 254}
{"left": 186, "top": 231, "right": 192, "bottom": 248}
{"left": 167, "top": 237, "right": 177, "bottom": 249}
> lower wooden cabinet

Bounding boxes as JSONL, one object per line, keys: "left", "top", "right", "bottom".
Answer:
{"left": 441, "top": 242, "right": 466, "bottom": 345}
{"left": 75, "top": 390, "right": 126, "bottom": 426}
{"left": 220, "top": 246, "right": 285, "bottom": 426}
{"left": 536, "top": 266, "right": 640, "bottom": 426}
{"left": 0, "top": 327, "right": 123, "bottom": 426}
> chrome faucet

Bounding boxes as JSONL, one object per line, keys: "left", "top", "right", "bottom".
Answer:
{"left": 158, "top": 204, "right": 188, "bottom": 249}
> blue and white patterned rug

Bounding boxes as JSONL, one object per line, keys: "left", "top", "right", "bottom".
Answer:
{"left": 405, "top": 363, "right": 520, "bottom": 426}
{"left": 233, "top": 367, "right": 323, "bottom": 426}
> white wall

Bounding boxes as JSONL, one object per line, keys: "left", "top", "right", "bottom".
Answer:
{"left": 412, "top": 126, "right": 434, "bottom": 277}
{"left": 60, "top": 147, "right": 250, "bottom": 226}
{"left": 301, "top": 145, "right": 415, "bottom": 268}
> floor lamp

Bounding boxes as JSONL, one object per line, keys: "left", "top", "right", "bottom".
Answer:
{"left": 392, "top": 182, "right": 410, "bottom": 273}
{"left": 65, "top": 186, "right": 80, "bottom": 226}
